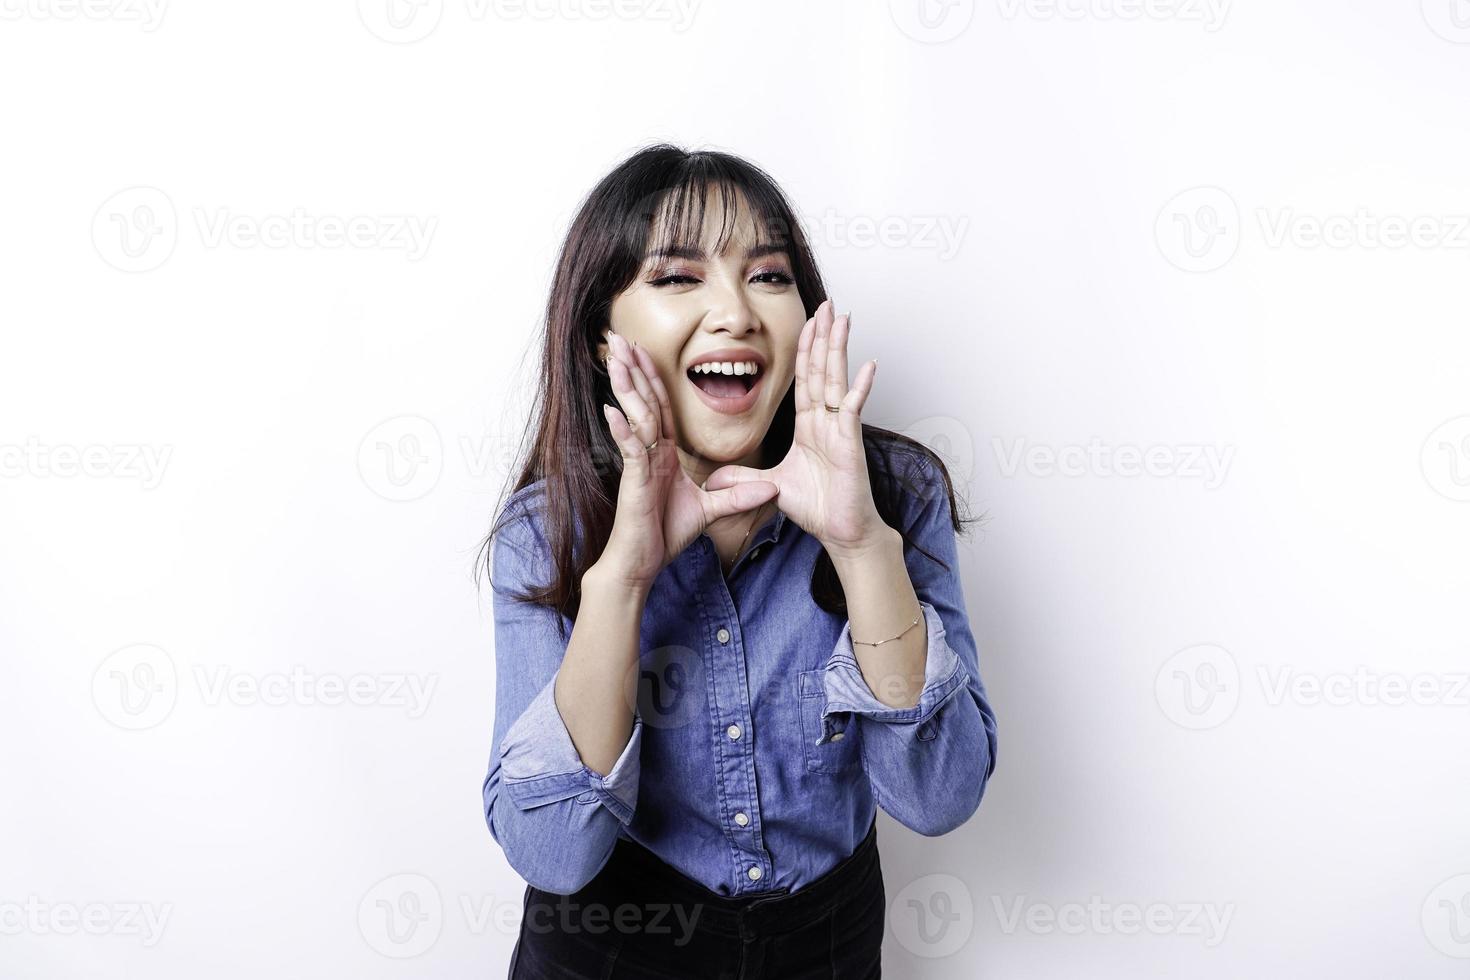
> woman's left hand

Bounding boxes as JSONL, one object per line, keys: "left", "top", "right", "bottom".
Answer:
{"left": 703, "top": 300, "right": 890, "bottom": 561}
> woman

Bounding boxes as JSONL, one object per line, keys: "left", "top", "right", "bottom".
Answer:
{"left": 478, "top": 144, "right": 998, "bottom": 979}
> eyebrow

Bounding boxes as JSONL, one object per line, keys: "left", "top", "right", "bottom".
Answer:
{"left": 646, "top": 243, "right": 789, "bottom": 262}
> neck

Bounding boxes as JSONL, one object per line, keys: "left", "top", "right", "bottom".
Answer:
{"left": 680, "top": 441, "right": 766, "bottom": 492}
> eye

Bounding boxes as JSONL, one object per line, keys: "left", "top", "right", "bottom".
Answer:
{"left": 649, "top": 272, "right": 700, "bottom": 286}
{"left": 648, "top": 269, "right": 795, "bottom": 287}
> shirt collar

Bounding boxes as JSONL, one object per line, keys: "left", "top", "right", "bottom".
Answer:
{"left": 755, "top": 506, "right": 787, "bottom": 548}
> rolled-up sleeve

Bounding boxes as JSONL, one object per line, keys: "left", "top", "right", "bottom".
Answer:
{"left": 482, "top": 488, "right": 643, "bottom": 894}
{"left": 819, "top": 454, "right": 999, "bottom": 837}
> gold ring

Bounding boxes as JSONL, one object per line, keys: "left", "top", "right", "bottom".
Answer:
{"left": 824, "top": 403, "right": 841, "bottom": 413}
{"left": 644, "top": 437, "right": 658, "bottom": 452}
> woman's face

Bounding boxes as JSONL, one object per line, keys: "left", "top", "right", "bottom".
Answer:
{"left": 602, "top": 189, "right": 808, "bottom": 483}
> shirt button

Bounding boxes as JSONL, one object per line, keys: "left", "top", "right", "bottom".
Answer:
{"left": 747, "top": 866, "right": 762, "bottom": 881}
{"left": 734, "top": 811, "right": 749, "bottom": 826}
{"left": 749, "top": 547, "right": 762, "bottom": 560}
{"left": 717, "top": 627, "right": 730, "bottom": 644}
{"left": 831, "top": 730, "right": 845, "bottom": 741}
{"left": 727, "top": 724, "right": 742, "bottom": 740}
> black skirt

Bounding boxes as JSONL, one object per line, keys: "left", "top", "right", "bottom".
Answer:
{"left": 508, "top": 814, "right": 884, "bottom": 979}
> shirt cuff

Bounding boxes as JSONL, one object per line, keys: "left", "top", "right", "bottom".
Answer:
{"left": 817, "top": 599, "right": 968, "bottom": 743}
{"left": 497, "top": 670, "right": 642, "bottom": 824}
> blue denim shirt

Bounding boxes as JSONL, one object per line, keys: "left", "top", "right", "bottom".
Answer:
{"left": 482, "top": 448, "right": 998, "bottom": 897}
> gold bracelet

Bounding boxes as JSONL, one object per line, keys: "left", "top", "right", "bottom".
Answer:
{"left": 852, "top": 604, "right": 923, "bottom": 647}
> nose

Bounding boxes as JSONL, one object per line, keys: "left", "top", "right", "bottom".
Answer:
{"left": 699, "top": 278, "right": 761, "bottom": 336}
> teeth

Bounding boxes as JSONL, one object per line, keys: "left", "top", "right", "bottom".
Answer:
{"left": 691, "top": 360, "right": 760, "bottom": 376}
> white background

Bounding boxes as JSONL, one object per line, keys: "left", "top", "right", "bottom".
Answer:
{"left": 3, "top": 0, "right": 1469, "bottom": 976}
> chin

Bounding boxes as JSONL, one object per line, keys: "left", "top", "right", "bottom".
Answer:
{"left": 678, "top": 426, "right": 766, "bottom": 466}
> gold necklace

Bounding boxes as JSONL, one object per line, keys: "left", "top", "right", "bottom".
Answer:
{"left": 721, "top": 500, "right": 771, "bottom": 572}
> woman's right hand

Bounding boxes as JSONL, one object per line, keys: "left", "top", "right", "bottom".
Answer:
{"left": 598, "top": 331, "right": 778, "bottom": 589}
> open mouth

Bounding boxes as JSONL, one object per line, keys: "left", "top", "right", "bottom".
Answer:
{"left": 685, "top": 361, "right": 765, "bottom": 415}
{"left": 686, "top": 368, "right": 758, "bottom": 399}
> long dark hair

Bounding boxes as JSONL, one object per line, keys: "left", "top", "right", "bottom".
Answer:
{"left": 476, "top": 143, "right": 977, "bottom": 631}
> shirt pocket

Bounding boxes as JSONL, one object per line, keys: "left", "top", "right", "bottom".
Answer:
{"left": 798, "top": 668, "right": 862, "bottom": 775}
